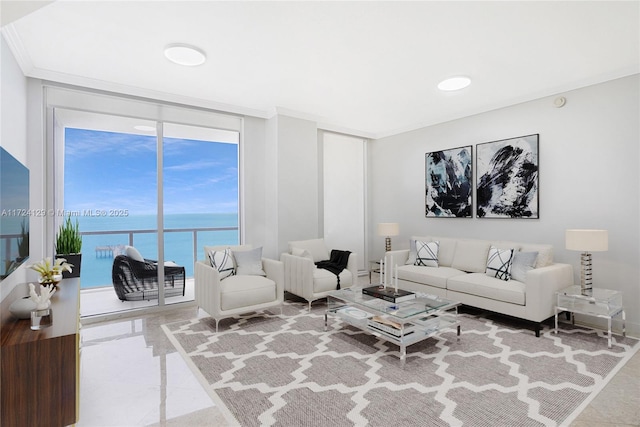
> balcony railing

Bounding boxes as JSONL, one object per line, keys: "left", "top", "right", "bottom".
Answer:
{"left": 79, "top": 226, "right": 238, "bottom": 289}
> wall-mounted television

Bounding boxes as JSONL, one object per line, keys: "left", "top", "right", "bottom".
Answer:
{"left": 0, "top": 146, "right": 30, "bottom": 280}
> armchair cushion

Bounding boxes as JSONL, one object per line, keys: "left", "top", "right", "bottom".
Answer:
{"left": 208, "top": 248, "right": 235, "bottom": 280}
{"left": 220, "top": 275, "right": 277, "bottom": 311}
{"left": 233, "top": 247, "right": 266, "bottom": 276}
{"left": 288, "top": 238, "right": 329, "bottom": 262}
{"left": 313, "top": 268, "right": 353, "bottom": 293}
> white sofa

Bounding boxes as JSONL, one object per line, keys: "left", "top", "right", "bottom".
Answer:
{"left": 280, "top": 238, "right": 358, "bottom": 310}
{"left": 386, "top": 236, "right": 574, "bottom": 336}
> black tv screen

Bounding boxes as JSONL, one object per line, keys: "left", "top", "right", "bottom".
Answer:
{"left": 0, "top": 147, "right": 30, "bottom": 280}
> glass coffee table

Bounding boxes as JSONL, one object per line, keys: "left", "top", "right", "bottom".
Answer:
{"left": 325, "top": 286, "right": 460, "bottom": 366}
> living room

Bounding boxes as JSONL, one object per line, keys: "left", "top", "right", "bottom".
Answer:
{"left": 1, "top": 2, "right": 638, "bottom": 426}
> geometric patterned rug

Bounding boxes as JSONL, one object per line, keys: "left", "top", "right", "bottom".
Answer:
{"left": 161, "top": 301, "right": 638, "bottom": 427}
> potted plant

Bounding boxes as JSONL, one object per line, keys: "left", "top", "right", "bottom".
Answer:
{"left": 55, "top": 216, "right": 82, "bottom": 278}
{"left": 17, "top": 219, "right": 29, "bottom": 262}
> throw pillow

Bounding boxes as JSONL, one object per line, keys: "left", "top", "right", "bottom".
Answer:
{"left": 207, "top": 248, "right": 235, "bottom": 280}
{"left": 292, "top": 247, "right": 314, "bottom": 261}
{"left": 414, "top": 240, "right": 439, "bottom": 267}
{"left": 510, "top": 251, "right": 538, "bottom": 282}
{"left": 125, "top": 245, "right": 145, "bottom": 262}
{"left": 233, "top": 247, "right": 266, "bottom": 276}
{"left": 288, "top": 238, "right": 329, "bottom": 262}
{"left": 406, "top": 239, "right": 417, "bottom": 265}
{"left": 485, "top": 246, "right": 514, "bottom": 281}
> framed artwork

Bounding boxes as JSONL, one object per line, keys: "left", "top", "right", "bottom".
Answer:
{"left": 425, "top": 145, "right": 472, "bottom": 217}
{"left": 476, "top": 134, "right": 539, "bottom": 218}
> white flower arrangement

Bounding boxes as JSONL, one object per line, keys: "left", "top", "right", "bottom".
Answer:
{"left": 29, "top": 257, "right": 73, "bottom": 284}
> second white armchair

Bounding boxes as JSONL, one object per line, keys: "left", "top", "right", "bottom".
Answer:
{"left": 281, "top": 238, "right": 358, "bottom": 310}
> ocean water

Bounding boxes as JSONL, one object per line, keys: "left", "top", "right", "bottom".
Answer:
{"left": 75, "top": 213, "right": 238, "bottom": 289}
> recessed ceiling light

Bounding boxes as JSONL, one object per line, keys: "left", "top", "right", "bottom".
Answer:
{"left": 438, "top": 76, "right": 471, "bottom": 91}
{"left": 134, "top": 125, "right": 156, "bottom": 132}
{"left": 164, "top": 44, "right": 206, "bottom": 66}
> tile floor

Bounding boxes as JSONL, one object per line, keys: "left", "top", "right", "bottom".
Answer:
{"left": 77, "top": 293, "right": 640, "bottom": 427}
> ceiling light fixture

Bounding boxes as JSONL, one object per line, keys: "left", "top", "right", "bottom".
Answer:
{"left": 438, "top": 76, "right": 471, "bottom": 91}
{"left": 164, "top": 44, "right": 206, "bottom": 66}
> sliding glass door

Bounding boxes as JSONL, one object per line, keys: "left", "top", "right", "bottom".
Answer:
{"left": 162, "top": 122, "right": 239, "bottom": 306}
{"left": 53, "top": 102, "right": 240, "bottom": 317}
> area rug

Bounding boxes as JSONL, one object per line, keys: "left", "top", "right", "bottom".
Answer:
{"left": 162, "top": 301, "right": 638, "bottom": 427}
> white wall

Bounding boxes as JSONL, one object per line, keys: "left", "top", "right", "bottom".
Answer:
{"left": 275, "top": 114, "right": 320, "bottom": 253}
{"left": 370, "top": 75, "right": 640, "bottom": 335}
{"left": 241, "top": 116, "right": 272, "bottom": 255}
{"left": 0, "top": 36, "right": 28, "bottom": 300}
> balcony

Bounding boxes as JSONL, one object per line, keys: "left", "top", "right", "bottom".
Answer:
{"left": 77, "top": 226, "right": 237, "bottom": 318}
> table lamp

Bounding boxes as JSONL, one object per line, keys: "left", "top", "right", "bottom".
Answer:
{"left": 565, "top": 229, "right": 608, "bottom": 296}
{"left": 377, "top": 223, "right": 399, "bottom": 252}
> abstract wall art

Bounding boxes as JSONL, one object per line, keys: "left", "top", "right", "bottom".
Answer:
{"left": 476, "top": 134, "right": 539, "bottom": 219}
{"left": 425, "top": 145, "right": 472, "bottom": 217}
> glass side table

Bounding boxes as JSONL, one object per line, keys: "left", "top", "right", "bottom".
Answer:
{"left": 368, "top": 260, "right": 381, "bottom": 283}
{"left": 554, "top": 285, "right": 626, "bottom": 348}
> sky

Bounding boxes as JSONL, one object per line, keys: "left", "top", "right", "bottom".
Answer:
{"left": 64, "top": 128, "right": 238, "bottom": 216}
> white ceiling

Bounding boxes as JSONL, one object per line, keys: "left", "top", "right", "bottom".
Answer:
{"left": 2, "top": 1, "right": 639, "bottom": 138}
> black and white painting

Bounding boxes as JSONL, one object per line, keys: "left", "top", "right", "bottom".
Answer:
{"left": 425, "top": 146, "right": 472, "bottom": 217}
{"left": 476, "top": 134, "right": 539, "bottom": 218}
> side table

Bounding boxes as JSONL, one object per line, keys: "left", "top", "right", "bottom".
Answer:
{"left": 368, "top": 260, "right": 381, "bottom": 283}
{"left": 554, "top": 285, "right": 626, "bottom": 348}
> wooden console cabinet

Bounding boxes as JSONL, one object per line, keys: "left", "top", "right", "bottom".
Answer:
{"left": 1, "top": 279, "right": 80, "bottom": 427}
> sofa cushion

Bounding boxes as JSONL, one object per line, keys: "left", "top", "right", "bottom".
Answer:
{"left": 431, "top": 237, "right": 457, "bottom": 267}
{"left": 451, "top": 240, "right": 491, "bottom": 273}
{"left": 492, "top": 240, "right": 523, "bottom": 251}
{"left": 313, "top": 268, "right": 353, "bottom": 293}
{"left": 448, "top": 272, "right": 525, "bottom": 305}
{"left": 207, "top": 248, "right": 235, "bottom": 280}
{"left": 519, "top": 243, "right": 553, "bottom": 268}
{"left": 485, "top": 246, "right": 514, "bottom": 281}
{"left": 397, "top": 265, "right": 464, "bottom": 289}
{"left": 511, "top": 251, "right": 538, "bottom": 282}
{"left": 220, "top": 275, "right": 276, "bottom": 310}
{"left": 232, "top": 246, "right": 266, "bottom": 276}
{"left": 415, "top": 240, "right": 439, "bottom": 267}
{"left": 288, "top": 238, "right": 329, "bottom": 262}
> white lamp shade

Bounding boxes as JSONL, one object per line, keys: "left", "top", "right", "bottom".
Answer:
{"left": 377, "top": 223, "right": 399, "bottom": 237}
{"left": 566, "top": 229, "right": 608, "bottom": 252}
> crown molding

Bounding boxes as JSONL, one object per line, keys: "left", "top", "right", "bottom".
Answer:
{"left": 2, "top": 24, "right": 34, "bottom": 75}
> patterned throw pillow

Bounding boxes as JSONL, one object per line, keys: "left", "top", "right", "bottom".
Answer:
{"left": 414, "top": 240, "right": 439, "bottom": 267}
{"left": 208, "top": 248, "right": 235, "bottom": 280}
{"left": 485, "top": 246, "right": 514, "bottom": 281}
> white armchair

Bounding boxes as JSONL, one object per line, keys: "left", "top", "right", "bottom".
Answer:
{"left": 280, "top": 238, "right": 358, "bottom": 310}
{"left": 195, "top": 244, "right": 284, "bottom": 331}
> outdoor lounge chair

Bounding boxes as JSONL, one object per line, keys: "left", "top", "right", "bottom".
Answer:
{"left": 111, "top": 248, "right": 186, "bottom": 301}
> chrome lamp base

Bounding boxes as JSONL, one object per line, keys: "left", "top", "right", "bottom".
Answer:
{"left": 580, "top": 251, "right": 593, "bottom": 296}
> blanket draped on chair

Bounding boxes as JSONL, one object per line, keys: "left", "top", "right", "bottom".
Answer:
{"left": 316, "top": 249, "right": 351, "bottom": 290}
